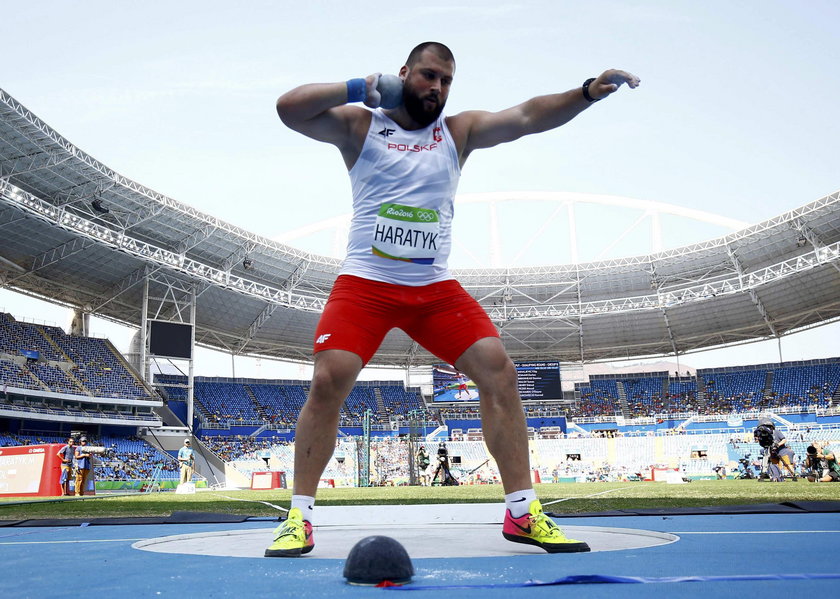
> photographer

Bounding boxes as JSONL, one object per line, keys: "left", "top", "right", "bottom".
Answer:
{"left": 753, "top": 418, "right": 797, "bottom": 481}
{"left": 736, "top": 453, "right": 756, "bottom": 479}
{"left": 432, "top": 442, "right": 458, "bottom": 486}
{"left": 416, "top": 445, "right": 431, "bottom": 486}
{"left": 805, "top": 441, "right": 840, "bottom": 483}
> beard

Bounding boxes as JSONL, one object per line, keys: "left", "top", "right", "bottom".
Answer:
{"left": 402, "top": 83, "right": 445, "bottom": 128}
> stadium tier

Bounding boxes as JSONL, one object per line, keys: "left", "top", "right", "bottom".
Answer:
{"left": 145, "top": 357, "right": 840, "bottom": 482}
{"left": 0, "top": 313, "right": 151, "bottom": 400}
{"left": 151, "top": 358, "right": 840, "bottom": 436}
{"left": 155, "top": 375, "right": 427, "bottom": 429}
{"left": 573, "top": 359, "right": 839, "bottom": 419}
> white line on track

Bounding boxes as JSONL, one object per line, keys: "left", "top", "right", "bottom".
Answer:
{"left": 0, "top": 538, "right": 145, "bottom": 545}
{"left": 672, "top": 530, "right": 840, "bottom": 535}
{"left": 542, "top": 487, "right": 625, "bottom": 506}
{"left": 208, "top": 492, "right": 287, "bottom": 513}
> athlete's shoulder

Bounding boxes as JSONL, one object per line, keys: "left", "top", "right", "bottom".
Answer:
{"left": 444, "top": 112, "right": 480, "bottom": 160}
{"left": 444, "top": 109, "right": 486, "bottom": 130}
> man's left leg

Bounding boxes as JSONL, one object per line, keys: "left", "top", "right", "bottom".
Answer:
{"left": 455, "top": 338, "right": 530, "bottom": 493}
{"left": 75, "top": 468, "right": 88, "bottom": 496}
{"left": 779, "top": 454, "right": 797, "bottom": 479}
{"left": 60, "top": 467, "right": 70, "bottom": 495}
{"left": 455, "top": 337, "right": 589, "bottom": 553}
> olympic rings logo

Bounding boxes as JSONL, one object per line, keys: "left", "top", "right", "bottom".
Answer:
{"left": 417, "top": 210, "right": 436, "bottom": 222}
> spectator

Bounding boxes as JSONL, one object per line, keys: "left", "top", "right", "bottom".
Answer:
{"left": 74, "top": 437, "right": 93, "bottom": 496}
{"left": 178, "top": 438, "right": 195, "bottom": 485}
{"left": 56, "top": 437, "right": 75, "bottom": 496}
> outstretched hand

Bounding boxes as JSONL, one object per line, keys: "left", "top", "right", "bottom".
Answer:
{"left": 589, "top": 69, "right": 640, "bottom": 100}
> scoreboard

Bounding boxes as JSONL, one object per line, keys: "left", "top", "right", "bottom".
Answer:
{"left": 515, "top": 361, "right": 561, "bottom": 400}
{"left": 433, "top": 361, "right": 561, "bottom": 402}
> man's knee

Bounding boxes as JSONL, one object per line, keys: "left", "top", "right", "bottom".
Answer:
{"left": 310, "top": 370, "right": 353, "bottom": 400}
{"left": 482, "top": 357, "right": 518, "bottom": 396}
{"left": 308, "top": 350, "right": 363, "bottom": 406}
{"left": 456, "top": 338, "right": 516, "bottom": 384}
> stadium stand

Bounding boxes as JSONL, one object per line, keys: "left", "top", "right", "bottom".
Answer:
{"left": 3, "top": 341, "right": 838, "bottom": 490}
{"left": 569, "top": 359, "right": 839, "bottom": 420}
{"left": 0, "top": 432, "right": 180, "bottom": 481}
{"left": 574, "top": 377, "right": 621, "bottom": 417}
{"left": 156, "top": 375, "right": 426, "bottom": 429}
{"left": 0, "top": 313, "right": 151, "bottom": 400}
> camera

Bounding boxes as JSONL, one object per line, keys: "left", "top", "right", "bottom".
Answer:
{"left": 754, "top": 424, "right": 774, "bottom": 449}
{"left": 432, "top": 442, "right": 458, "bottom": 486}
{"left": 737, "top": 453, "right": 755, "bottom": 479}
{"left": 803, "top": 443, "right": 824, "bottom": 478}
{"left": 754, "top": 417, "right": 778, "bottom": 458}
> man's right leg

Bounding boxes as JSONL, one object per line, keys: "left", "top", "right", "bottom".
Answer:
{"left": 265, "top": 349, "right": 362, "bottom": 557}
{"left": 292, "top": 349, "right": 363, "bottom": 497}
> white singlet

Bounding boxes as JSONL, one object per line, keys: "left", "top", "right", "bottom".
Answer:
{"left": 340, "top": 109, "right": 461, "bottom": 286}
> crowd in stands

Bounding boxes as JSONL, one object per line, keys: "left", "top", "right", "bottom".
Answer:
{"left": 202, "top": 435, "right": 287, "bottom": 462}
{"left": 158, "top": 376, "right": 426, "bottom": 429}
{"left": 703, "top": 364, "right": 839, "bottom": 413}
{"left": 153, "top": 360, "right": 840, "bottom": 434}
{"left": 0, "top": 313, "right": 150, "bottom": 400}
{"left": 370, "top": 438, "right": 411, "bottom": 485}
{"left": 576, "top": 379, "right": 621, "bottom": 417}
{"left": 572, "top": 362, "right": 838, "bottom": 420}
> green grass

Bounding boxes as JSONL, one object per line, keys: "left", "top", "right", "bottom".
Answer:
{"left": 0, "top": 480, "right": 836, "bottom": 521}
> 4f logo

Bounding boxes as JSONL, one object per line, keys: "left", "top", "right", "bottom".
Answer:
{"left": 378, "top": 127, "right": 395, "bottom": 138}
{"left": 433, "top": 127, "right": 442, "bottom": 142}
{"left": 316, "top": 334, "right": 331, "bottom": 344}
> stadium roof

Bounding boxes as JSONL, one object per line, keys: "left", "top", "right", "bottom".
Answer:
{"left": 2, "top": 87, "right": 840, "bottom": 366}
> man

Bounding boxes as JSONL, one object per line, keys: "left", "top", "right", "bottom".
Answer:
{"left": 416, "top": 445, "right": 430, "bottom": 486}
{"left": 456, "top": 372, "right": 470, "bottom": 400}
{"left": 431, "top": 441, "right": 458, "bottom": 486}
{"left": 764, "top": 421, "right": 797, "bottom": 481}
{"left": 265, "top": 41, "right": 639, "bottom": 558}
{"left": 178, "top": 438, "right": 195, "bottom": 485}
{"left": 806, "top": 441, "right": 840, "bottom": 482}
{"left": 74, "top": 437, "right": 92, "bottom": 496}
{"left": 56, "top": 436, "right": 75, "bottom": 496}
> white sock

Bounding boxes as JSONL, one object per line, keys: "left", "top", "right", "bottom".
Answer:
{"left": 291, "top": 495, "right": 315, "bottom": 523}
{"left": 505, "top": 489, "right": 537, "bottom": 518}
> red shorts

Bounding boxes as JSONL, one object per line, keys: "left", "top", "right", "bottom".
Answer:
{"left": 314, "top": 275, "right": 499, "bottom": 365}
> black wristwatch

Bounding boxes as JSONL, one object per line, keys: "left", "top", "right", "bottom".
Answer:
{"left": 582, "top": 78, "right": 599, "bottom": 102}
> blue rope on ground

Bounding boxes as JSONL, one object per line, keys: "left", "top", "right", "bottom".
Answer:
{"left": 386, "top": 572, "right": 840, "bottom": 591}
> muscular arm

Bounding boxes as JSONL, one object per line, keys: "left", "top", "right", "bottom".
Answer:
{"left": 450, "top": 69, "right": 639, "bottom": 162}
{"left": 276, "top": 76, "right": 380, "bottom": 168}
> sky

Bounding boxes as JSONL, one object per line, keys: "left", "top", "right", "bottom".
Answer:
{"left": 1, "top": 1, "right": 839, "bottom": 380}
